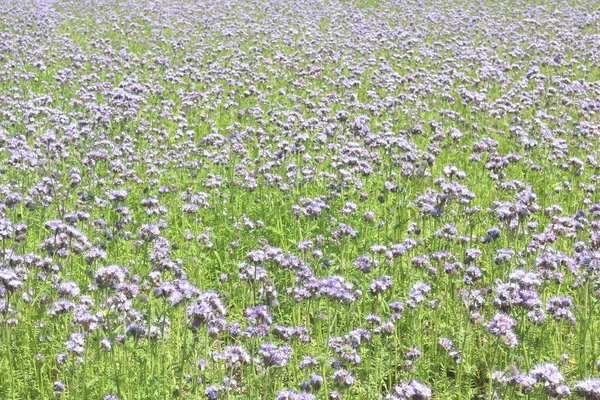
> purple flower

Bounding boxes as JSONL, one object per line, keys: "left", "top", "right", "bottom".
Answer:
{"left": 406, "top": 348, "right": 422, "bottom": 360}
{"left": 530, "top": 362, "right": 564, "bottom": 386}
{"left": 0, "top": 268, "right": 23, "bottom": 293}
{"left": 574, "top": 378, "right": 600, "bottom": 400}
{"left": 464, "top": 248, "right": 482, "bottom": 263}
{"left": 309, "top": 373, "right": 323, "bottom": 390}
{"left": 369, "top": 275, "right": 393, "bottom": 294}
{"left": 276, "top": 390, "right": 315, "bottom": 400}
{"left": 94, "top": 265, "right": 128, "bottom": 288}
{"left": 547, "top": 296, "right": 576, "bottom": 324}
{"left": 388, "top": 379, "right": 432, "bottom": 399}
{"left": 304, "top": 275, "right": 357, "bottom": 304}
{"left": 214, "top": 345, "right": 250, "bottom": 369}
{"left": 298, "top": 356, "right": 318, "bottom": 370}
{"left": 258, "top": 343, "right": 291, "bottom": 367}
{"left": 205, "top": 385, "right": 221, "bottom": 400}
{"left": 53, "top": 381, "right": 65, "bottom": 396}
{"left": 186, "top": 291, "right": 227, "bottom": 331}
{"left": 107, "top": 189, "right": 128, "bottom": 202}
{"left": 244, "top": 305, "right": 273, "bottom": 326}
{"left": 354, "top": 254, "right": 376, "bottom": 273}
{"left": 332, "top": 369, "right": 356, "bottom": 388}
{"left": 487, "top": 227, "right": 501, "bottom": 239}
{"left": 407, "top": 282, "right": 431, "bottom": 308}
{"left": 0, "top": 218, "right": 13, "bottom": 239}
{"left": 487, "top": 312, "right": 518, "bottom": 347}
{"left": 100, "top": 338, "right": 112, "bottom": 352}
{"left": 65, "top": 332, "right": 85, "bottom": 355}
{"left": 57, "top": 281, "right": 80, "bottom": 298}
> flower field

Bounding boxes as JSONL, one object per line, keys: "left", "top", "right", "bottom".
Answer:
{"left": 1, "top": 0, "right": 600, "bottom": 398}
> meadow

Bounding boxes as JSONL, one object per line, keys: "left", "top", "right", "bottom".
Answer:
{"left": 1, "top": 0, "right": 600, "bottom": 398}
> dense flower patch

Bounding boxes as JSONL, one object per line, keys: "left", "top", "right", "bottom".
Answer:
{"left": 1, "top": 0, "right": 600, "bottom": 398}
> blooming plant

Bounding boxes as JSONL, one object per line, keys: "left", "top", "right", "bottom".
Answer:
{"left": 0, "top": 0, "right": 600, "bottom": 399}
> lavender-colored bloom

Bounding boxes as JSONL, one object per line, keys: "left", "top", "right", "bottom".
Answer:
{"left": 494, "top": 366, "right": 537, "bottom": 392}
{"left": 139, "top": 224, "right": 161, "bottom": 242}
{"left": 273, "top": 325, "right": 310, "bottom": 342}
{"left": 244, "top": 305, "right": 273, "bottom": 326}
{"left": 56, "top": 353, "right": 67, "bottom": 365}
{"left": 574, "top": 378, "right": 600, "bottom": 400}
{"left": 463, "top": 266, "right": 482, "bottom": 285}
{"left": 493, "top": 278, "right": 541, "bottom": 311}
{"left": 205, "top": 385, "right": 221, "bottom": 400}
{"left": 332, "top": 369, "right": 356, "bottom": 388}
{"left": 0, "top": 218, "right": 13, "bottom": 239}
{"left": 258, "top": 342, "right": 291, "bottom": 367}
{"left": 487, "top": 227, "right": 501, "bottom": 239}
{"left": 276, "top": 390, "right": 315, "bottom": 400}
{"left": 390, "top": 300, "right": 405, "bottom": 314}
{"left": 100, "top": 338, "right": 112, "bottom": 352}
{"left": 487, "top": 312, "right": 518, "bottom": 347}
{"left": 0, "top": 268, "right": 23, "bottom": 293}
{"left": 214, "top": 345, "right": 250, "bottom": 369}
{"left": 550, "top": 384, "right": 571, "bottom": 398}
{"left": 439, "top": 337, "right": 453, "bottom": 350}
{"left": 309, "top": 373, "right": 323, "bottom": 390}
{"left": 547, "top": 296, "right": 577, "bottom": 324}
{"left": 47, "top": 299, "right": 74, "bottom": 317}
{"left": 388, "top": 379, "right": 432, "bottom": 399}
{"left": 494, "top": 249, "right": 515, "bottom": 265}
{"left": 527, "top": 309, "right": 547, "bottom": 325}
{"left": 463, "top": 248, "right": 482, "bottom": 264}
{"left": 238, "top": 263, "right": 269, "bottom": 283}
{"left": 53, "top": 381, "right": 65, "bottom": 396}
{"left": 530, "top": 362, "right": 564, "bottom": 386}
{"left": 439, "top": 337, "right": 462, "bottom": 363}
{"left": 85, "top": 247, "right": 107, "bottom": 264}
{"left": 329, "top": 328, "right": 370, "bottom": 365}
{"left": 411, "top": 255, "right": 431, "bottom": 269}
{"left": 107, "top": 189, "right": 128, "bottom": 202}
{"left": 304, "top": 275, "right": 357, "bottom": 304}
{"left": 94, "top": 265, "right": 128, "bottom": 288}
{"left": 65, "top": 332, "right": 85, "bottom": 355}
{"left": 57, "top": 281, "right": 80, "bottom": 298}
{"left": 354, "top": 254, "right": 376, "bottom": 273}
{"left": 328, "top": 392, "right": 342, "bottom": 400}
{"left": 407, "top": 282, "right": 431, "bottom": 308}
{"left": 187, "top": 291, "right": 227, "bottom": 331}
{"left": 298, "top": 356, "right": 318, "bottom": 370}
{"left": 509, "top": 270, "right": 542, "bottom": 288}
{"left": 366, "top": 313, "right": 382, "bottom": 325}
{"left": 406, "top": 348, "right": 422, "bottom": 360}
{"left": 369, "top": 275, "right": 393, "bottom": 294}
{"left": 116, "top": 282, "right": 139, "bottom": 299}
